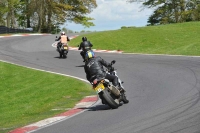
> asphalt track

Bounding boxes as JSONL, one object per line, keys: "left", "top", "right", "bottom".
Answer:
{"left": 1, "top": 35, "right": 200, "bottom": 133}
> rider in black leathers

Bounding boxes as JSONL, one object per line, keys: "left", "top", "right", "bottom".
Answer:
{"left": 84, "top": 50, "right": 122, "bottom": 91}
{"left": 78, "top": 37, "right": 93, "bottom": 62}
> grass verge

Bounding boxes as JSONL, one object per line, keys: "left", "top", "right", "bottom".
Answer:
{"left": 69, "top": 22, "right": 200, "bottom": 56}
{"left": 0, "top": 61, "right": 95, "bottom": 133}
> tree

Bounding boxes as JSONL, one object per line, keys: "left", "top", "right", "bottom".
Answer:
{"left": 2, "top": 0, "right": 22, "bottom": 28}
{"left": 0, "top": 0, "right": 97, "bottom": 33}
{"left": 27, "top": 0, "right": 97, "bottom": 32}
{"left": 128, "top": 0, "right": 200, "bottom": 25}
{"left": 0, "top": 0, "right": 7, "bottom": 25}
{"left": 66, "top": 0, "right": 96, "bottom": 27}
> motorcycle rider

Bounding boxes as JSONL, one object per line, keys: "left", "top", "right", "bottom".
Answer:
{"left": 78, "top": 37, "right": 93, "bottom": 62}
{"left": 55, "top": 31, "right": 70, "bottom": 52}
{"left": 84, "top": 50, "right": 125, "bottom": 93}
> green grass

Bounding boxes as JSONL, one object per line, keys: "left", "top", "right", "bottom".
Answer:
{"left": 69, "top": 21, "right": 200, "bottom": 56}
{"left": 0, "top": 62, "right": 95, "bottom": 133}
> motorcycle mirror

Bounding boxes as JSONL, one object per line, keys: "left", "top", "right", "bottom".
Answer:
{"left": 56, "top": 36, "right": 57, "bottom": 38}
{"left": 111, "top": 60, "right": 116, "bottom": 65}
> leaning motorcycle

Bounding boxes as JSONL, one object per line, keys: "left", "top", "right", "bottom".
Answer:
{"left": 91, "top": 60, "right": 129, "bottom": 109}
{"left": 55, "top": 36, "right": 68, "bottom": 58}
{"left": 77, "top": 45, "right": 94, "bottom": 62}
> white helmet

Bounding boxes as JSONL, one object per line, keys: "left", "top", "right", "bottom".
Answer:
{"left": 61, "top": 31, "right": 65, "bottom": 35}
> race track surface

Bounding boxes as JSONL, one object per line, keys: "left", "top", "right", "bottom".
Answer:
{"left": 1, "top": 35, "right": 200, "bottom": 133}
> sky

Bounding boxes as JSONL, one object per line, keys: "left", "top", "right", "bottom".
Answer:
{"left": 62, "top": 0, "right": 154, "bottom": 32}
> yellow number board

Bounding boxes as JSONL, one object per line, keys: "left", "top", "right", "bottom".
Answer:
{"left": 94, "top": 83, "right": 105, "bottom": 93}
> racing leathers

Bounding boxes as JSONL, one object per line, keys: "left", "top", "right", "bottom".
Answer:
{"left": 84, "top": 56, "right": 118, "bottom": 87}
{"left": 78, "top": 41, "right": 93, "bottom": 61}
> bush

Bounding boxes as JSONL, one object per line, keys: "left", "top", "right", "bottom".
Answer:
{"left": 121, "top": 26, "right": 127, "bottom": 29}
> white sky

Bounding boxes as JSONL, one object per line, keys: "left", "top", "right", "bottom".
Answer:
{"left": 63, "top": 0, "right": 154, "bottom": 32}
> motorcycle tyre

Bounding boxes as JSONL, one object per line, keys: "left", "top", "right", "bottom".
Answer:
{"left": 59, "top": 53, "right": 62, "bottom": 58}
{"left": 101, "top": 89, "right": 119, "bottom": 109}
{"left": 63, "top": 54, "right": 67, "bottom": 58}
{"left": 121, "top": 93, "right": 129, "bottom": 104}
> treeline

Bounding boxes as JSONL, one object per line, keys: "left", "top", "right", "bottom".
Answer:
{"left": 61, "top": 27, "right": 96, "bottom": 34}
{"left": 0, "top": 0, "right": 97, "bottom": 33}
{"left": 129, "top": 0, "right": 200, "bottom": 25}
{"left": 146, "top": 0, "right": 200, "bottom": 25}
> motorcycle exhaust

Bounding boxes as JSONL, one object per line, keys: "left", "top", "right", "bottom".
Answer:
{"left": 108, "top": 85, "right": 120, "bottom": 97}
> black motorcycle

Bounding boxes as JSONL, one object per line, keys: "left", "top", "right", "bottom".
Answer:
{"left": 91, "top": 60, "right": 129, "bottom": 109}
{"left": 77, "top": 45, "right": 92, "bottom": 62}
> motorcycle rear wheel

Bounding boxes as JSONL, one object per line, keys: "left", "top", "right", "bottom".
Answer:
{"left": 101, "top": 89, "right": 119, "bottom": 109}
{"left": 63, "top": 54, "right": 67, "bottom": 58}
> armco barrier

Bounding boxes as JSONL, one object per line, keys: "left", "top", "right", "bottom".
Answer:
{"left": 0, "top": 26, "right": 33, "bottom": 34}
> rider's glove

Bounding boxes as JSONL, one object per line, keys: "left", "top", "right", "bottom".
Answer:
{"left": 111, "top": 67, "right": 114, "bottom": 71}
{"left": 108, "top": 66, "right": 114, "bottom": 71}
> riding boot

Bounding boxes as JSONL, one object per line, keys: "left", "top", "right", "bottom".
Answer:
{"left": 57, "top": 47, "right": 60, "bottom": 53}
{"left": 80, "top": 51, "right": 85, "bottom": 62}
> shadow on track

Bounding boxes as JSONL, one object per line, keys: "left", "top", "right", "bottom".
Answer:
{"left": 78, "top": 103, "right": 123, "bottom": 111}
{"left": 76, "top": 65, "right": 85, "bottom": 67}
{"left": 54, "top": 56, "right": 67, "bottom": 59}
{"left": 78, "top": 105, "right": 111, "bottom": 111}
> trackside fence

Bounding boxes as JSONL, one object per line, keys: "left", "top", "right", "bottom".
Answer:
{"left": 0, "top": 26, "right": 33, "bottom": 34}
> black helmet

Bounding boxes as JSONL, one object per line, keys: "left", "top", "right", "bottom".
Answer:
{"left": 82, "top": 37, "right": 87, "bottom": 41}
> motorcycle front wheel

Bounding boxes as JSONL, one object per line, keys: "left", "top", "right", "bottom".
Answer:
{"left": 121, "top": 93, "right": 129, "bottom": 104}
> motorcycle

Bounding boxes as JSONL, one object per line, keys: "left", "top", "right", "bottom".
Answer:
{"left": 91, "top": 60, "right": 129, "bottom": 109}
{"left": 77, "top": 45, "right": 92, "bottom": 62}
{"left": 55, "top": 36, "right": 68, "bottom": 58}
